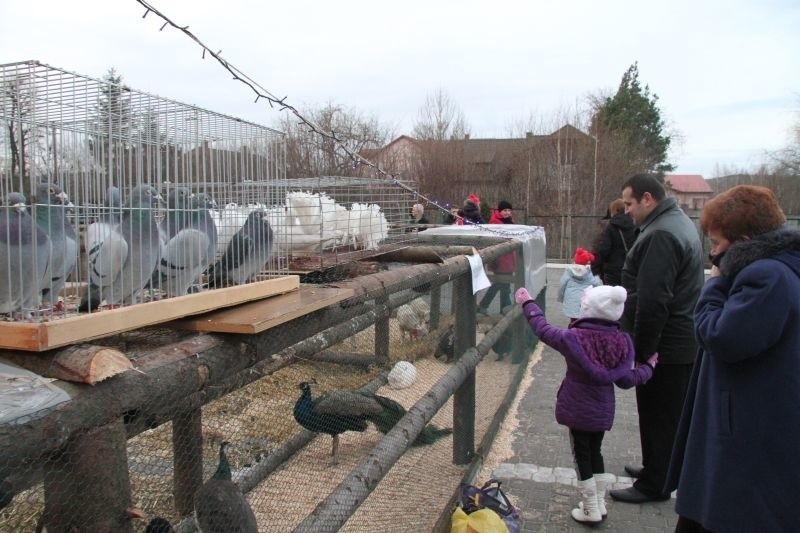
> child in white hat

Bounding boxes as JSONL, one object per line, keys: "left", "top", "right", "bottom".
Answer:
{"left": 515, "top": 285, "right": 658, "bottom": 524}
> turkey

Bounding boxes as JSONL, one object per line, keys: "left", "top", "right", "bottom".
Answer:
{"left": 293, "top": 380, "right": 452, "bottom": 465}
{"left": 396, "top": 298, "right": 430, "bottom": 341}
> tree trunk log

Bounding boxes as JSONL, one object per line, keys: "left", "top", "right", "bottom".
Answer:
{"left": 172, "top": 409, "right": 203, "bottom": 516}
{"left": 0, "top": 344, "right": 131, "bottom": 384}
{"left": 294, "top": 302, "right": 520, "bottom": 533}
{"left": 41, "top": 417, "right": 133, "bottom": 532}
{"left": 312, "top": 351, "right": 381, "bottom": 367}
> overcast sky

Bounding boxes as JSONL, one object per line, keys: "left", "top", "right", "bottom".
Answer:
{"left": 3, "top": 0, "right": 798, "bottom": 178}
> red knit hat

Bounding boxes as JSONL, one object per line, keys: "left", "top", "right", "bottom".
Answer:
{"left": 468, "top": 193, "right": 480, "bottom": 204}
{"left": 573, "top": 247, "right": 595, "bottom": 265}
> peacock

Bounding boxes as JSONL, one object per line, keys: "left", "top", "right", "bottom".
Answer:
{"left": 145, "top": 517, "right": 174, "bottom": 533}
{"left": 293, "top": 380, "right": 452, "bottom": 465}
{"left": 194, "top": 441, "right": 257, "bottom": 533}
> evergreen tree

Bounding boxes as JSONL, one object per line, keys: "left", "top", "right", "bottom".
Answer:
{"left": 89, "top": 68, "right": 135, "bottom": 181}
{"left": 592, "top": 63, "right": 673, "bottom": 174}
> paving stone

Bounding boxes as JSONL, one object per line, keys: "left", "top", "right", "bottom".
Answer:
{"left": 552, "top": 466, "right": 576, "bottom": 478}
{"left": 515, "top": 463, "right": 539, "bottom": 479}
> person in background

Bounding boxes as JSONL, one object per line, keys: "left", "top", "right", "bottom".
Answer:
{"left": 609, "top": 174, "right": 703, "bottom": 504}
{"left": 559, "top": 247, "right": 602, "bottom": 326}
{"left": 516, "top": 285, "right": 657, "bottom": 524}
{"left": 443, "top": 205, "right": 459, "bottom": 225}
{"left": 456, "top": 194, "right": 483, "bottom": 225}
{"left": 594, "top": 199, "right": 636, "bottom": 285}
{"left": 410, "top": 203, "right": 429, "bottom": 225}
{"left": 665, "top": 185, "right": 800, "bottom": 532}
{"left": 477, "top": 201, "right": 516, "bottom": 315}
{"left": 590, "top": 207, "right": 612, "bottom": 279}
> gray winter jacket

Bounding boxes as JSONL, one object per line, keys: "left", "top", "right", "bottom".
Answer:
{"left": 558, "top": 265, "right": 602, "bottom": 319}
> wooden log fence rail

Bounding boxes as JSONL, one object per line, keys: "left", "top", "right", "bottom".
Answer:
{"left": 0, "top": 238, "right": 528, "bottom": 532}
{"left": 294, "top": 305, "right": 525, "bottom": 532}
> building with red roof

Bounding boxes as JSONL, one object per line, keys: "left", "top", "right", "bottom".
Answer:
{"left": 664, "top": 174, "right": 713, "bottom": 211}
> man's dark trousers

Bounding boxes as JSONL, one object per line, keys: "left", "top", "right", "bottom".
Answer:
{"left": 634, "top": 362, "right": 693, "bottom": 498}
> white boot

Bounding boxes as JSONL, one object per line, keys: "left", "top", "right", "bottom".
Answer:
{"left": 578, "top": 473, "right": 610, "bottom": 519}
{"left": 594, "top": 473, "right": 611, "bottom": 518}
{"left": 571, "top": 477, "right": 602, "bottom": 523}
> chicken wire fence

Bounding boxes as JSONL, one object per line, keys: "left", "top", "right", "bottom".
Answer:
{"left": 0, "top": 60, "right": 420, "bottom": 326}
{"left": 0, "top": 244, "right": 532, "bottom": 533}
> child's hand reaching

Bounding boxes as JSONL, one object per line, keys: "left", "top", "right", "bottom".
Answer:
{"left": 515, "top": 287, "right": 532, "bottom": 305}
{"left": 646, "top": 353, "right": 659, "bottom": 368}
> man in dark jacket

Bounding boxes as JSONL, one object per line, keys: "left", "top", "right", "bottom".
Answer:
{"left": 609, "top": 174, "right": 704, "bottom": 504}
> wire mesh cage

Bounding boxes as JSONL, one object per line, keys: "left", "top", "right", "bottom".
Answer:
{"left": 0, "top": 234, "right": 540, "bottom": 531}
{"left": 0, "top": 61, "right": 424, "bottom": 334}
{"left": 0, "top": 60, "right": 289, "bottom": 329}
{"left": 263, "top": 175, "right": 421, "bottom": 275}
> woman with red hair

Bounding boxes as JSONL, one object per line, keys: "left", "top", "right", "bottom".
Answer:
{"left": 666, "top": 185, "right": 800, "bottom": 532}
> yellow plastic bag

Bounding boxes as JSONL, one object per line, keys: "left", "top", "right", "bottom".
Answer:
{"left": 451, "top": 506, "right": 509, "bottom": 533}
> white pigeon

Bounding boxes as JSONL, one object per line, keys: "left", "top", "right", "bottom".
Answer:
{"left": 354, "top": 203, "right": 388, "bottom": 250}
{"left": 286, "top": 191, "right": 322, "bottom": 236}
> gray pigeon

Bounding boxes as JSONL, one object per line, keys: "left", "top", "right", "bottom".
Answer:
{"left": 33, "top": 183, "right": 78, "bottom": 311}
{"left": 80, "top": 184, "right": 162, "bottom": 311}
{"left": 85, "top": 186, "right": 122, "bottom": 265}
{"left": 0, "top": 192, "right": 51, "bottom": 317}
{"left": 209, "top": 209, "right": 273, "bottom": 287}
{"left": 154, "top": 187, "right": 218, "bottom": 296}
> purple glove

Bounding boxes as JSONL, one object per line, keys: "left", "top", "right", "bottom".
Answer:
{"left": 515, "top": 287, "right": 532, "bottom": 305}
{"left": 646, "top": 353, "right": 659, "bottom": 368}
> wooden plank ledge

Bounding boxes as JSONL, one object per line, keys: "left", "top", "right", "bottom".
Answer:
{"left": 0, "top": 276, "right": 299, "bottom": 352}
{"left": 168, "top": 286, "right": 355, "bottom": 334}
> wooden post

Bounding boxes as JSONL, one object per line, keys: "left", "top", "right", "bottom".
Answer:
{"left": 374, "top": 296, "right": 390, "bottom": 364}
{"left": 430, "top": 284, "right": 441, "bottom": 330}
{"left": 512, "top": 246, "right": 527, "bottom": 363}
{"left": 172, "top": 408, "right": 203, "bottom": 517}
{"left": 42, "top": 417, "right": 133, "bottom": 533}
{"left": 452, "top": 272, "right": 476, "bottom": 464}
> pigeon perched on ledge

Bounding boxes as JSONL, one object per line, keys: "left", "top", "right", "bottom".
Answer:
{"left": 0, "top": 192, "right": 50, "bottom": 317}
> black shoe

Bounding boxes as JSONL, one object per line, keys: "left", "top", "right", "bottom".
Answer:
{"left": 609, "top": 486, "right": 670, "bottom": 503}
{"left": 624, "top": 464, "right": 643, "bottom": 478}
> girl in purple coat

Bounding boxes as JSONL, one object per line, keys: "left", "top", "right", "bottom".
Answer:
{"left": 515, "top": 285, "right": 658, "bottom": 524}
